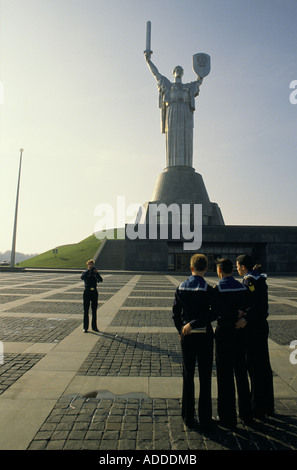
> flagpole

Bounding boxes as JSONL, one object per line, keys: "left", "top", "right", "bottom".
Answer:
{"left": 10, "top": 148, "right": 24, "bottom": 269}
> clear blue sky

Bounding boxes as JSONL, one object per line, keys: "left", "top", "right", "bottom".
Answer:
{"left": 0, "top": 0, "right": 296, "bottom": 254}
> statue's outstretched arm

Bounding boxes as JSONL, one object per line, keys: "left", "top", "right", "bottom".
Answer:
{"left": 144, "top": 52, "right": 161, "bottom": 81}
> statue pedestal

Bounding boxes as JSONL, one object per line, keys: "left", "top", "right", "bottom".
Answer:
{"left": 144, "top": 166, "right": 224, "bottom": 226}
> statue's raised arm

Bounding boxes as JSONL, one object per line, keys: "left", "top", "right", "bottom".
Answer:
{"left": 144, "top": 51, "right": 162, "bottom": 82}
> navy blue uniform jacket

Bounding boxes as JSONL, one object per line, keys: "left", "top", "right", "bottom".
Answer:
{"left": 212, "top": 276, "right": 249, "bottom": 326}
{"left": 172, "top": 275, "right": 215, "bottom": 333}
{"left": 242, "top": 269, "right": 269, "bottom": 325}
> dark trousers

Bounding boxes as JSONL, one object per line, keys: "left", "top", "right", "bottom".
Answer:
{"left": 215, "top": 326, "right": 252, "bottom": 425}
{"left": 180, "top": 330, "right": 214, "bottom": 426}
{"left": 83, "top": 289, "right": 98, "bottom": 330}
{"left": 246, "top": 321, "right": 274, "bottom": 416}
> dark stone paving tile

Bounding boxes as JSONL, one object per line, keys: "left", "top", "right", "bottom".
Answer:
{"left": 0, "top": 353, "right": 44, "bottom": 394}
{"left": 268, "top": 320, "right": 297, "bottom": 346}
{"left": 3, "top": 301, "right": 89, "bottom": 314}
{"left": 268, "top": 304, "right": 297, "bottom": 315}
{"left": 102, "top": 276, "right": 134, "bottom": 284}
{"left": 0, "top": 280, "right": 29, "bottom": 285}
{"left": 123, "top": 298, "right": 173, "bottom": 308}
{"left": 27, "top": 397, "right": 297, "bottom": 451}
{"left": 21, "top": 283, "right": 74, "bottom": 288}
{"left": 46, "top": 292, "right": 113, "bottom": 301}
{"left": 129, "top": 291, "right": 174, "bottom": 297}
{"left": 0, "top": 295, "right": 30, "bottom": 304}
{"left": 0, "top": 316, "right": 81, "bottom": 343}
{"left": 0, "top": 288, "right": 51, "bottom": 294}
{"left": 133, "top": 286, "right": 175, "bottom": 291}
{"left": 77, "top": 332, "right": 183, "bottom": 377}
{"left": 110, "top": 309, "right": 173, "bottom": 327}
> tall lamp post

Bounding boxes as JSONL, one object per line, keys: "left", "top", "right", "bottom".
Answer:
{"left": 10, "top": 148, "right": 24, "bottom": 269}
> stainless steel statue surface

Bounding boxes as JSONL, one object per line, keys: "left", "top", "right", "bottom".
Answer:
{"left": 144, "top": 21, "right": 210, "bottom": 168}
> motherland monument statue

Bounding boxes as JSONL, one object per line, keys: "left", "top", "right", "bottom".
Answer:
{"left": 140, "top": 21, "right": 224, "bottom": 228}
{"left": 144, "top": 21, "right": 211, "bottom": 169}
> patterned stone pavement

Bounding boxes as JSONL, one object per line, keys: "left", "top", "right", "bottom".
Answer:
{"left": 0, "top": 270, "right": 297, "bottom": 456}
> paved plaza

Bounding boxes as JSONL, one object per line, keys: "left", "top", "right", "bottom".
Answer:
{"left": 0, "top": 270, "right": 297, "bottom": 452}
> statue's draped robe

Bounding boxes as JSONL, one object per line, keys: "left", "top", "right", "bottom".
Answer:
{"left": 157, "top": 76, "right": 200, "bottom": 167}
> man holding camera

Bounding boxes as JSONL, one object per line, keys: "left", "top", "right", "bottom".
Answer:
{"left": 81, "top": 259, "right": 103, "bottom": 333}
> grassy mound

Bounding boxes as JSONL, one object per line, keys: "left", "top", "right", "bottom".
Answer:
{"left": 18, "top": 234, "right": 102, "bottom": 269}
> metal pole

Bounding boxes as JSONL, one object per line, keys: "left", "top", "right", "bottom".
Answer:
{"left": 10, "top": 148, "right": 24, "bottom": 268}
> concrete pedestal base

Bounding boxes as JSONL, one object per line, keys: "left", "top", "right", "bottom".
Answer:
{"left": 147, "top": 166, "right": 224, "bottom": 226}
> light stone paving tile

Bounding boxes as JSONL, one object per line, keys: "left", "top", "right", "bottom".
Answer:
{"left": 2, "top": 342, "right": 57, "bottom": 354}
{"left": 268, "top": 315, "right": 297, "bottom": 320}
{"left": 268, "top": 295, "right": 297, "bottom": 307}
{"left": 0, "top": 398, "right": 58, "bottom": 450}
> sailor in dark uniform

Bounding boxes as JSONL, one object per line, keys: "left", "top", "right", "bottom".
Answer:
{"left": 212, "top": 258, "right": 252, "bottom": 429}
{"left": 172, "top": 254, "right": 215, "bottom": 430}
{"left": 81, "top": 259, "right": 103, "bottom": 333}
{"left": 236, "top": 254, "right": 274, "bottom": 419}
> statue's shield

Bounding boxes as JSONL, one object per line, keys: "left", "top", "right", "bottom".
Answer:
{"left": 193, "top": 53, "right": 211, "bottom": 78}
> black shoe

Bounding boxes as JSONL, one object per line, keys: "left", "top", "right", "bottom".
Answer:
{"left": 83, "top": 329, "right": 88, "bottom": 333}
{"left": 92, "top": 328, "right": 99, "bottom": 332}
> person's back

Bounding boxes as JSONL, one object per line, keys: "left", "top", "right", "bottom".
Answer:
{"left": 242, "top": 267, "right": 269, "bottom": 325}
{"left": 172, "top": 254, "right": 215, "bottom": 431}
{"left": 236, "top": 255, "right": 274, "bottom": 418}
{"left": 173, "top": 274, "right": 215, "bottom": 333}
{"left": 213, "top": 258, "right": 252, "bottom": 428}
{"left": 213, "top": 275, "right": 249, "bottom": 326}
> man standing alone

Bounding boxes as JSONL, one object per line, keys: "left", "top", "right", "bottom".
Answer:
{"left": 81, "top": 259, "right": 103, "bottom": 333}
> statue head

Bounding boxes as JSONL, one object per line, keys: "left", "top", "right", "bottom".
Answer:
{"left": 172, "top": 66, "right": 184, "bottom": 79}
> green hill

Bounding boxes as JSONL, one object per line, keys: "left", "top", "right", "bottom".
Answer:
{"left": 18, "top": 234, "right": 103, "bottom": 269}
